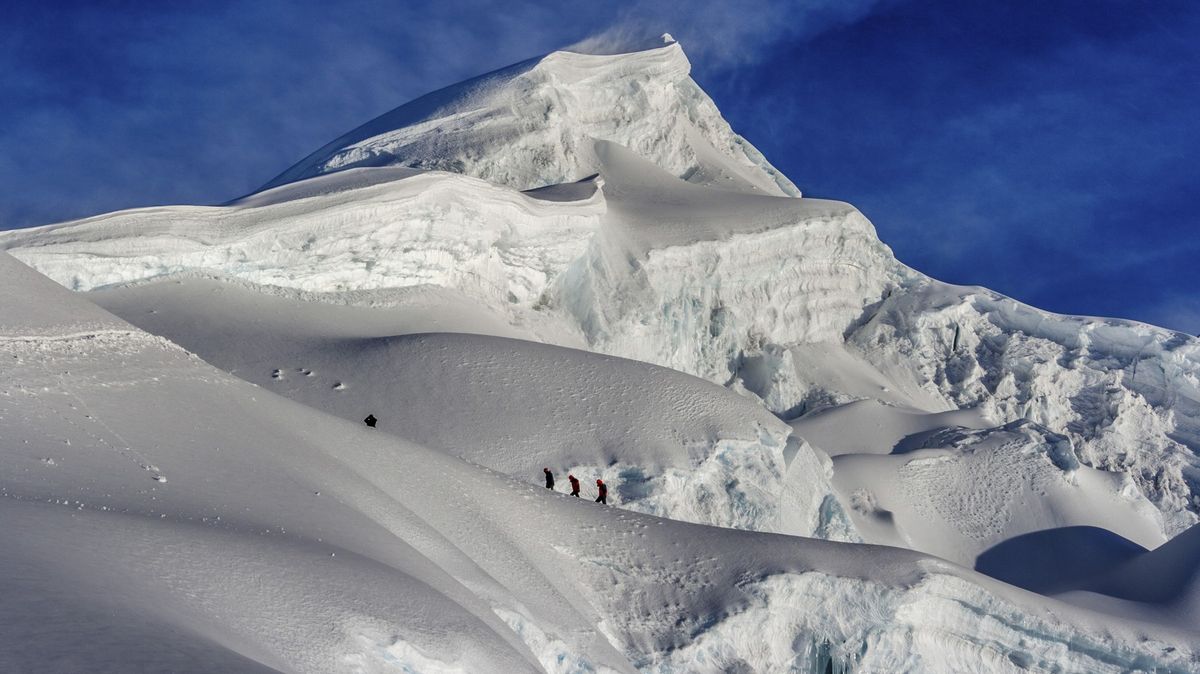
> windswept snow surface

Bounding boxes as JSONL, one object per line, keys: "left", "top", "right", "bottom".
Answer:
{"left": 830, "top": 420, "right": 1166, "bottom": 567}
{"left": 3, "top": 251, "right": 1199, "bottom": 673}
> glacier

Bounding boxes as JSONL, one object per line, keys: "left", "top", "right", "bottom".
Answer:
{"left": 2, "top": 37, "right": 1199, "bottom": 673}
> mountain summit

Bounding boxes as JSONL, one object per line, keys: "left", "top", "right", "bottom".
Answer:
{"left": 260, "top": 37, "right": 799, "bottom": 197}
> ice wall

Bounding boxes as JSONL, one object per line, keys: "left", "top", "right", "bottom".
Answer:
{"left": 0, "top": 170, "right": 604, "bottom": 306}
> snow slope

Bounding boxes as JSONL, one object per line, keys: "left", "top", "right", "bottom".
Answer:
{"left": 260, "top": 37, "right": 799, "bottom": 198}
{"left": 830, "top": 420, "right": 1166, "bottom": 567}
{"left": 1056, "top": 524, "right": 1200, "bottom": 627}
{"left": 4, "top": 251, "right": 1200, "bottom": 672}
{"left": 91, "top": 276, "right": 839, "bottom": 535}
{"left": 87, "top": 270, "right": 1188, "bottom": 610}
{"left": 0, "top": 168, "right": 605, "bottom": 316}
{"left": 88, "top": 274, "right": 830, "bottom": 534}
{"left": 0, "top": 253, "right": 547, "bottom": 673}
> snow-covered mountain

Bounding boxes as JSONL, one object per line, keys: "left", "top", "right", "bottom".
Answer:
{"left": 2, "top": 38, "right": 1199, "bottom": 673}
{"left": 259, "top": 36, "right": 799, "bottom": 198}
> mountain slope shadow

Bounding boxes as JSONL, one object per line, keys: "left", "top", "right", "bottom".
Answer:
{"left": 974, "top": 526, "right": 1147, "bottom": 595}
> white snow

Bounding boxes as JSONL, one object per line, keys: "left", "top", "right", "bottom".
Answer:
{"left": 830, "top": 420, "right": 1166, "bottom": 567}
{"left": 89, "top": 278, "right": 840, "bottom": 536}
{"left": 6, "top": 249, "right": 1198, "bottom": 671}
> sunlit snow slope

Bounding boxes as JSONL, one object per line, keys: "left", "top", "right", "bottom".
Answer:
{"left": 3, "top": 251, "right": 1198, "bottom": 673}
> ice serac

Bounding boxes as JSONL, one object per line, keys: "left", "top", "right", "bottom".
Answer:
{"left": 845, "top": 278, "right": 1200, "bottom": 535}
{"left": 552, "top": 140, "right": 904, "bottom": 413}
{"left": 260, "top": 38, "right": 799, "bottom": 198}
{"left": 0, "top": 168, "right": 605, "bottom": 308}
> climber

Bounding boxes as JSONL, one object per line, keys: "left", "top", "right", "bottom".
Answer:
{"left": 595, "top": 478, "right": 607, "bottom": 504}
{"left": 568, "top": 474, "right": 580, "bottom": 497}
{"left": 544, "top": 467, "right": 554, "bottom": 490}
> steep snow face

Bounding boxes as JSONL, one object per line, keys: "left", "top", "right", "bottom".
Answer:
{"left": 552, "top": 142, "right": 905, "bottom": 412}
{"left": 260, "top": 40, "right": 799, "bottom": 198}
{"left": 789, "top": 398, "right": 996, "bottom": 457}
{"left": 847, "top": 279, "right": 1200, "bottom": 535}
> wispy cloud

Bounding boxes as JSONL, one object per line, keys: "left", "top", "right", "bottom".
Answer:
{"left": 1146, "top": 295, "right": 1200, "bottom": 337}
{"left": 569, "top": 0, "right": 896, "bottom": 70}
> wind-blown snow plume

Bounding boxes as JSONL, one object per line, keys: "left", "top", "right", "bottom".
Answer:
{"left": 569, "top": 0, "right": 892, "bottom": 69}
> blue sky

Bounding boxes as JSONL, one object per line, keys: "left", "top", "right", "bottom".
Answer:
{"left": 3, "top": 0, "right": 1197, "bottom": 333}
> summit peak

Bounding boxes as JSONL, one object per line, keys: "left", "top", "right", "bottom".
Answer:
{"left": 258, "top": 38, "right": 798, "bottom": 197}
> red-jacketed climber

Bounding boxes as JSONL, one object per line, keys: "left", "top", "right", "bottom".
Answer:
{"left": 568, "top": 474, "right": 580, "bottom": 497}
{"left": 595, "top": 479, "right": 607, "bottom": 504}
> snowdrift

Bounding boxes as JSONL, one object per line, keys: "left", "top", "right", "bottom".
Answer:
{"left": 91, "top": 277, "right": 852, "bottom": 535}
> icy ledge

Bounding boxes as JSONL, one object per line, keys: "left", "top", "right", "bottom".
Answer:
{"left": 0, "top": 168, "right": 605, "bottom": 303}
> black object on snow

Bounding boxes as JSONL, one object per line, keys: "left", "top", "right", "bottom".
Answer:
{"left": 364, "top": 414, "right": 378, "bottom": 428}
